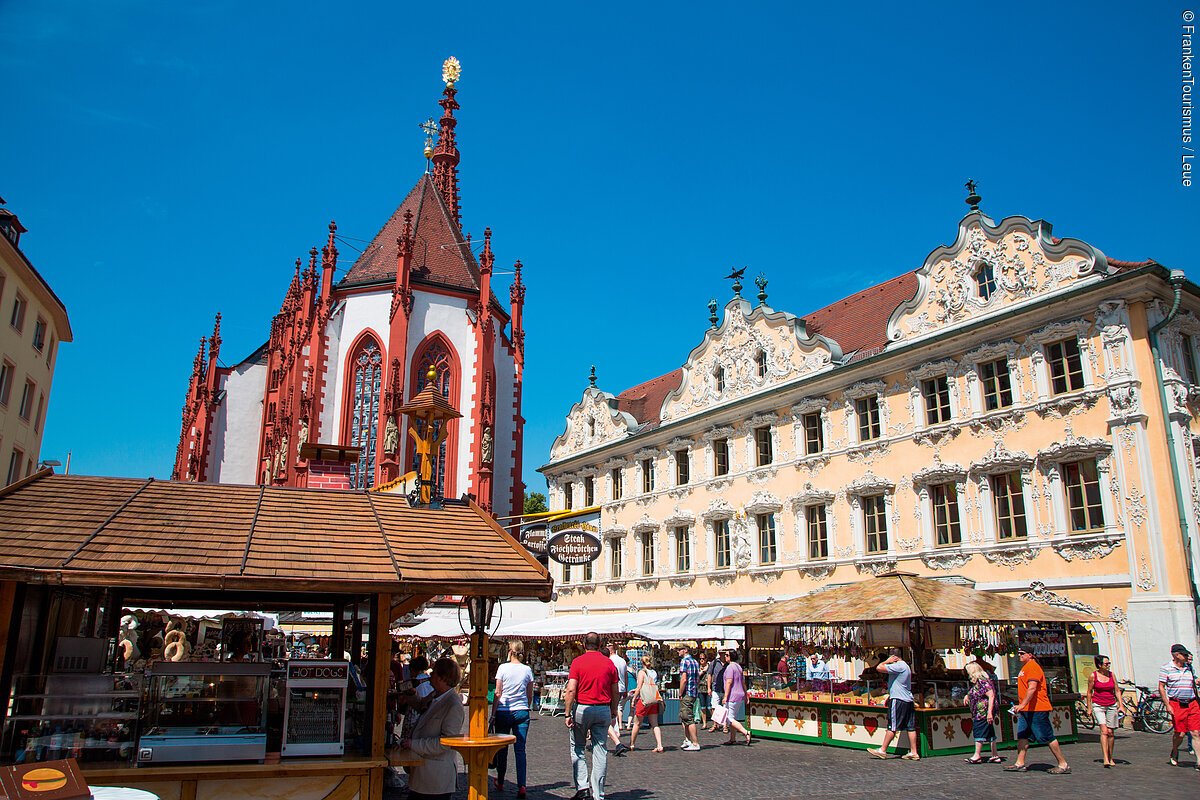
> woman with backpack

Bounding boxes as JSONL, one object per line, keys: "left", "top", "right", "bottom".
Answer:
{"left": 629, "top": 653, "right": 665, "bottom": 752}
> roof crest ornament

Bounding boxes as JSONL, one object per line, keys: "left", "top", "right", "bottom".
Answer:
{"left": 965, "top": 179, "right": 982, "bottom": 212}
{"left": 755, "top": 273, "right": 768, "bottom": 307}
{"left": 725, "top": 266, "right": 746, "bottom": 297}
{"left": 432, "top": 57, "right": 463, "bottom": 224}
{"left": 588, "top": 365, "right": 597, "bottom": 389}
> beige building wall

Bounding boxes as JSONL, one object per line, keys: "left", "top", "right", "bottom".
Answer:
{"left": 0, "top": 207, "right": 72, "bottom": 485}
{"left": 541, "top": 210, "right": 1200, "bottom": 687}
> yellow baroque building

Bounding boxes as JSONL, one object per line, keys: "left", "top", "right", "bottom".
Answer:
{"left": 540, "top": 203, "right": 1200, "bottom": 686}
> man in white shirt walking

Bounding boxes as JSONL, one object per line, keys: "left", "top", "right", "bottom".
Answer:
{"left": 606, "top": 641, "right": 630, "bottom": 756}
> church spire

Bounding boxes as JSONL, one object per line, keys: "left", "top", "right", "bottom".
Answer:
{"left": 432, "top": 57, "right": 463, "bottom": 225}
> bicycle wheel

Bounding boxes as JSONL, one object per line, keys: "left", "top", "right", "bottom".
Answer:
{"left": 1075, "top": 699, "right": 1096, "bottom": 729}
{"left": 1141, "top": 698, "right": 1174, "bottom": 734}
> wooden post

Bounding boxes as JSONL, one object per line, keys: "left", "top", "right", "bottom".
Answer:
{"left": 331, "top": 600, "right": 346, "bottom": 661}
{"left": 0, "top": 581, "right": 20, "bottom": 731}
{"left": 468, "top": 631, "right": 489, "bottom": 738}
{"left": 370, "top": 593, "right": 391, "bottom": 760}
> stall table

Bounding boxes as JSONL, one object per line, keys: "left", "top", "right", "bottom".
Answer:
{"left": 747, "top": 690, "right": 1078, "bottom": 757}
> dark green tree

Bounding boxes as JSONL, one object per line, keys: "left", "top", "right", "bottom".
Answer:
{"left": 523, "top": 492, "right": 548, "bottom": 515}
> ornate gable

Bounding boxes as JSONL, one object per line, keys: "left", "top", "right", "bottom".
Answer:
{"left": 549, "top": 387, "right": 638, "bottom": 460}
{"left": 887, "top": 213, "right": 1111, "bottom": 343}
{"left": 660, "top": 299, "right": 841, "bottom": 423}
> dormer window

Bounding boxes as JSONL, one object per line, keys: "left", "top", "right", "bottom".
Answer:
{"left": 975, "top": 261, "right": 997, "bottom": 300}
{"left": 755, "top": 349, "right": 767, "bottom": 379}
{"left": 714, "top": 365, "right": 726, "bottom": 392}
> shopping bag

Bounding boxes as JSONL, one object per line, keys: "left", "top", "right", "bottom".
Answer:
{"left": 711, "top": 704, "right": 729, "bottom": 726}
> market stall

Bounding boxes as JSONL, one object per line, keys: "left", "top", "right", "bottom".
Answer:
{"left": 0, "top": 472, "right": 552, "bottom": 800}
{"left": 709, "top": 572, "right": 1097, "bottom": 757}
{"left": 495, "top": 607, "right": 743, "bottom": 723}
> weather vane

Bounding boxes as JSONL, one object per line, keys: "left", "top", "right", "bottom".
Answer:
{"left": 420, "top": 118, "right": 437, "bottom": 166}
{"left": 725, "top": 266, "right": 746, "bottom": 298}
{"left": 964, "top": 179, "right": 982, "bottom": 211}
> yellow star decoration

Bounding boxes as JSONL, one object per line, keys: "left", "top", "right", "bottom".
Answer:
{"left": 944, "top": 723, "right": 956, "bottom": 742}
{"left": 761, "top": 710, "right": 774, "bottom": 727}
{"left": 844, "top": 723, "right": 857, "bottom": 735}
{"left": 442, "top": 56, "right": 462, "bottom": 87}
{"left": 795, "top": 716, "right": 807, "bottom": 730}
{"left": 1052, "top": 713, "right": 1062, "bottom": 729}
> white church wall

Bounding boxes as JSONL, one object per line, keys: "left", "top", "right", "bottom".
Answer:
{"left": 325, "top": 292, "right": 390, "bottom": 447}
{"left": 319, "top": 305, "right": 347, "bottom": 443}
{"left": 209, "top": 360, "right": 267, "bottom": 485}
{"left": 407, "top": 292, "right": 476, "bottom": 499}
{"left": 493, "top": 335, "right": 517, "bottom": 513}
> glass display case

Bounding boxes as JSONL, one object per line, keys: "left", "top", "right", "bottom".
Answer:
{"left": 2, "top": 672, "right": 142, "bottom": 764}
{"left": 915, "top": 678, "right": 970, "bottom": 709}
{"left": 282, "top": 661, "right": 348, "bottom": 757}
{"left": 137, "top": 662, "right": 271, "bottom": 765}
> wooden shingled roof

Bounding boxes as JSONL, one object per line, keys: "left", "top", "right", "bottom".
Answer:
{"left": 0, "top": 472, "right": 552, "bottom": 599}
{"left": 711, "top": 573, "right": 1098, "bottom": 626}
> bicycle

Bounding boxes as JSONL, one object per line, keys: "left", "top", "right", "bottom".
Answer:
{"left": 1119, "top": 680, "right": 1174, "bottom": 734}
{"left": 1075, "top": 696, "right": 1096, "bottom": 730}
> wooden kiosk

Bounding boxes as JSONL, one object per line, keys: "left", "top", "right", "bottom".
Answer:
{"left": 0, "top": 470, "right": 552, "bottom": 800}
{"left": 711, "top": 572, "right": 1096, "bottom": 757}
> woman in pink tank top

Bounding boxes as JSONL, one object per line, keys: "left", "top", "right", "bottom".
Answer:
{"left": 1084, "top": 654, "right": 1130, "bottom": 767}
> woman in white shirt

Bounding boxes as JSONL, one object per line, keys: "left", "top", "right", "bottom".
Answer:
{"left": 629, "top": 653, "right": 664, "bottom": 752}
{"left": 491, "top": 640, "right": 534, "bottom": 798}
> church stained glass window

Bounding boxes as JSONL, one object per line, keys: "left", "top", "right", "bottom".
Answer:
{"left": 349, "top": 339, "right": 382, "bottom": 489}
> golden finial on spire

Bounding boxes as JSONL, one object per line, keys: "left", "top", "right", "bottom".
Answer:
{"left": 427, "top": 365, "right": 438, "bottom": 384}
{"left": 442, "top": 56, "right": 462, "bottom": 87}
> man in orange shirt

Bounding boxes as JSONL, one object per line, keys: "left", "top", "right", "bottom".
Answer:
{"left": 1004, "top": 644, "right": 1070, "bottom": 774}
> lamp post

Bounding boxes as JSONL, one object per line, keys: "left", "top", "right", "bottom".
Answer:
{"left": 442, "top": 594, "right": 511, "bottom": 800}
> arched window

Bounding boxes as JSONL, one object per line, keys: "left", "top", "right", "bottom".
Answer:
{"left": 409, "top": 335, "right": 460, "bottom": 498}
{"left": 347, "top": 337, "right": 383, "bottom": 489}
{"left": 975, "top": 261, "right": 997, "bottom": 300}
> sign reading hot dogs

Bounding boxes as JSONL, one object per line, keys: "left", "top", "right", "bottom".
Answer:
{"left": 287, "top": 661, "right": 350, "bottom": 681}
{"left": 546, "top": 529, "right": 602, "bottom": 565}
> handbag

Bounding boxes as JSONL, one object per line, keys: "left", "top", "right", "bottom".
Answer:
{"left": 711, "top": 704, "right": 730, "bottom": 726}
{"left": 487, "top": 716, "right": 502, "bottom": 770}
{"left": 639, "top": 681, "right": 661, "bottom": 705}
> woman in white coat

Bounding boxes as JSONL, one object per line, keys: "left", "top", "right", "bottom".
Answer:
{"left": 400, "top": 657, "right": 466, "bottom": 800}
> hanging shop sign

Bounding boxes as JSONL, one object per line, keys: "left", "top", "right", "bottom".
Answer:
{"left": 546, "top": 530, "right": 602, "bottom": 565}
{"left": 519, "top": 523, "right": 550, "bottom": 555}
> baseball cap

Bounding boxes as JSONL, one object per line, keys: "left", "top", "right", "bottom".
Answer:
{"left": 1171, "top": 643, "right": 1192, "bottom": 656}
{"left": 1016, "top": 643, "right": 1033, "bottom": 654}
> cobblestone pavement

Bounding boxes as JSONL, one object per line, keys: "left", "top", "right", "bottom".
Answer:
{"left": 395, "top": 721, "right": 1200, "bottom": 800}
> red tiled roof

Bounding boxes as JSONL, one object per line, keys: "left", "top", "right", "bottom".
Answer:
{"left": 616, "top": 368, "right": 683, "bottom": 425}
{"left": 340, "top": 174, "right": 481, "bottom": 293}
{"left": 802, "top": 271, "right": 919, "bottom": 359}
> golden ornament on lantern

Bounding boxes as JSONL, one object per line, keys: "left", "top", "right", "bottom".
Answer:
{"left": 397, "top": 365, "right": 462, "bottom": 507}
{"left": 442, "top": 56, "right": 462, "bottom": 87}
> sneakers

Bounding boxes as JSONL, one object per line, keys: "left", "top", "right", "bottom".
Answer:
{"left": 570, "top": 790, "right": 593, "bottom": 800}
{"left": 681, "top": 741, "right": 701, "bottom": 751}
{"left": 612, "top": 743, "right": 629, "bottom": 757}
{"left": 867, "top": 748, "right": 889, "bottom": 759}
{"left": 901, "top": 753, "right": 920, "bottom": 761}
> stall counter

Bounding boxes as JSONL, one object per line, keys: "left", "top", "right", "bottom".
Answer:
{"left": 747, "top": 692, "right": 1079, "bottom": 757}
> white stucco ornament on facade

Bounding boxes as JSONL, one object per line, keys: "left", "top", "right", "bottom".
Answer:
{"left": 660, "top": 298, "right": 843, "bottom": 423}
{"left": 888, "top": 214, "right": 1110, "bottom": 343}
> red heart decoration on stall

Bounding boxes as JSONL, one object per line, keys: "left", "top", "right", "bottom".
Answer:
{"left": 961, "top": 719, "right": 973, "bottom": 736}
{"left": 776, "top": 707, "right": 789, "bottom": 726}
{"left": 863, "top": 717, "right": 878, "bottom": 736}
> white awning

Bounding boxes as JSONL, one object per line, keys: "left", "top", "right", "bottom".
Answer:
{"left": 493, "top": 606, "right": 743, "bottom": 642}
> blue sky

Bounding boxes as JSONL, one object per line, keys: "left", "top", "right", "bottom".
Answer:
{"left": 2, "top": 1, "right": 1194, "bottom": 492}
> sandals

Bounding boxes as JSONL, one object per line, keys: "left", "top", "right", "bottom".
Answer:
{"left": 652, "top": 747, "right": 664, "bottom": 753}
{"left": 987, "top": 756, "right": 1003, "bottom": 764}
{"left": 1003, "top": 764, "right": 1028, "bottom": 772}
{"left": 1047, "top": 766, "right": 1071, "bottom": 775}
{"left": 1168, "top": 750, "right": 1179, "bottom": 766}
{"left": 964, "top": 757, "right": 985, "bottom": 764}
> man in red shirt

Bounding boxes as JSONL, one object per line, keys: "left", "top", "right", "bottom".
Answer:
{"left": 564, "top": 632, "right": 620, "bottom": 800}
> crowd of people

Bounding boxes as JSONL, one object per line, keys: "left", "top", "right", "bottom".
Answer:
{"left": 390, "top": 637, "right": 1199, "bottom": 800}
